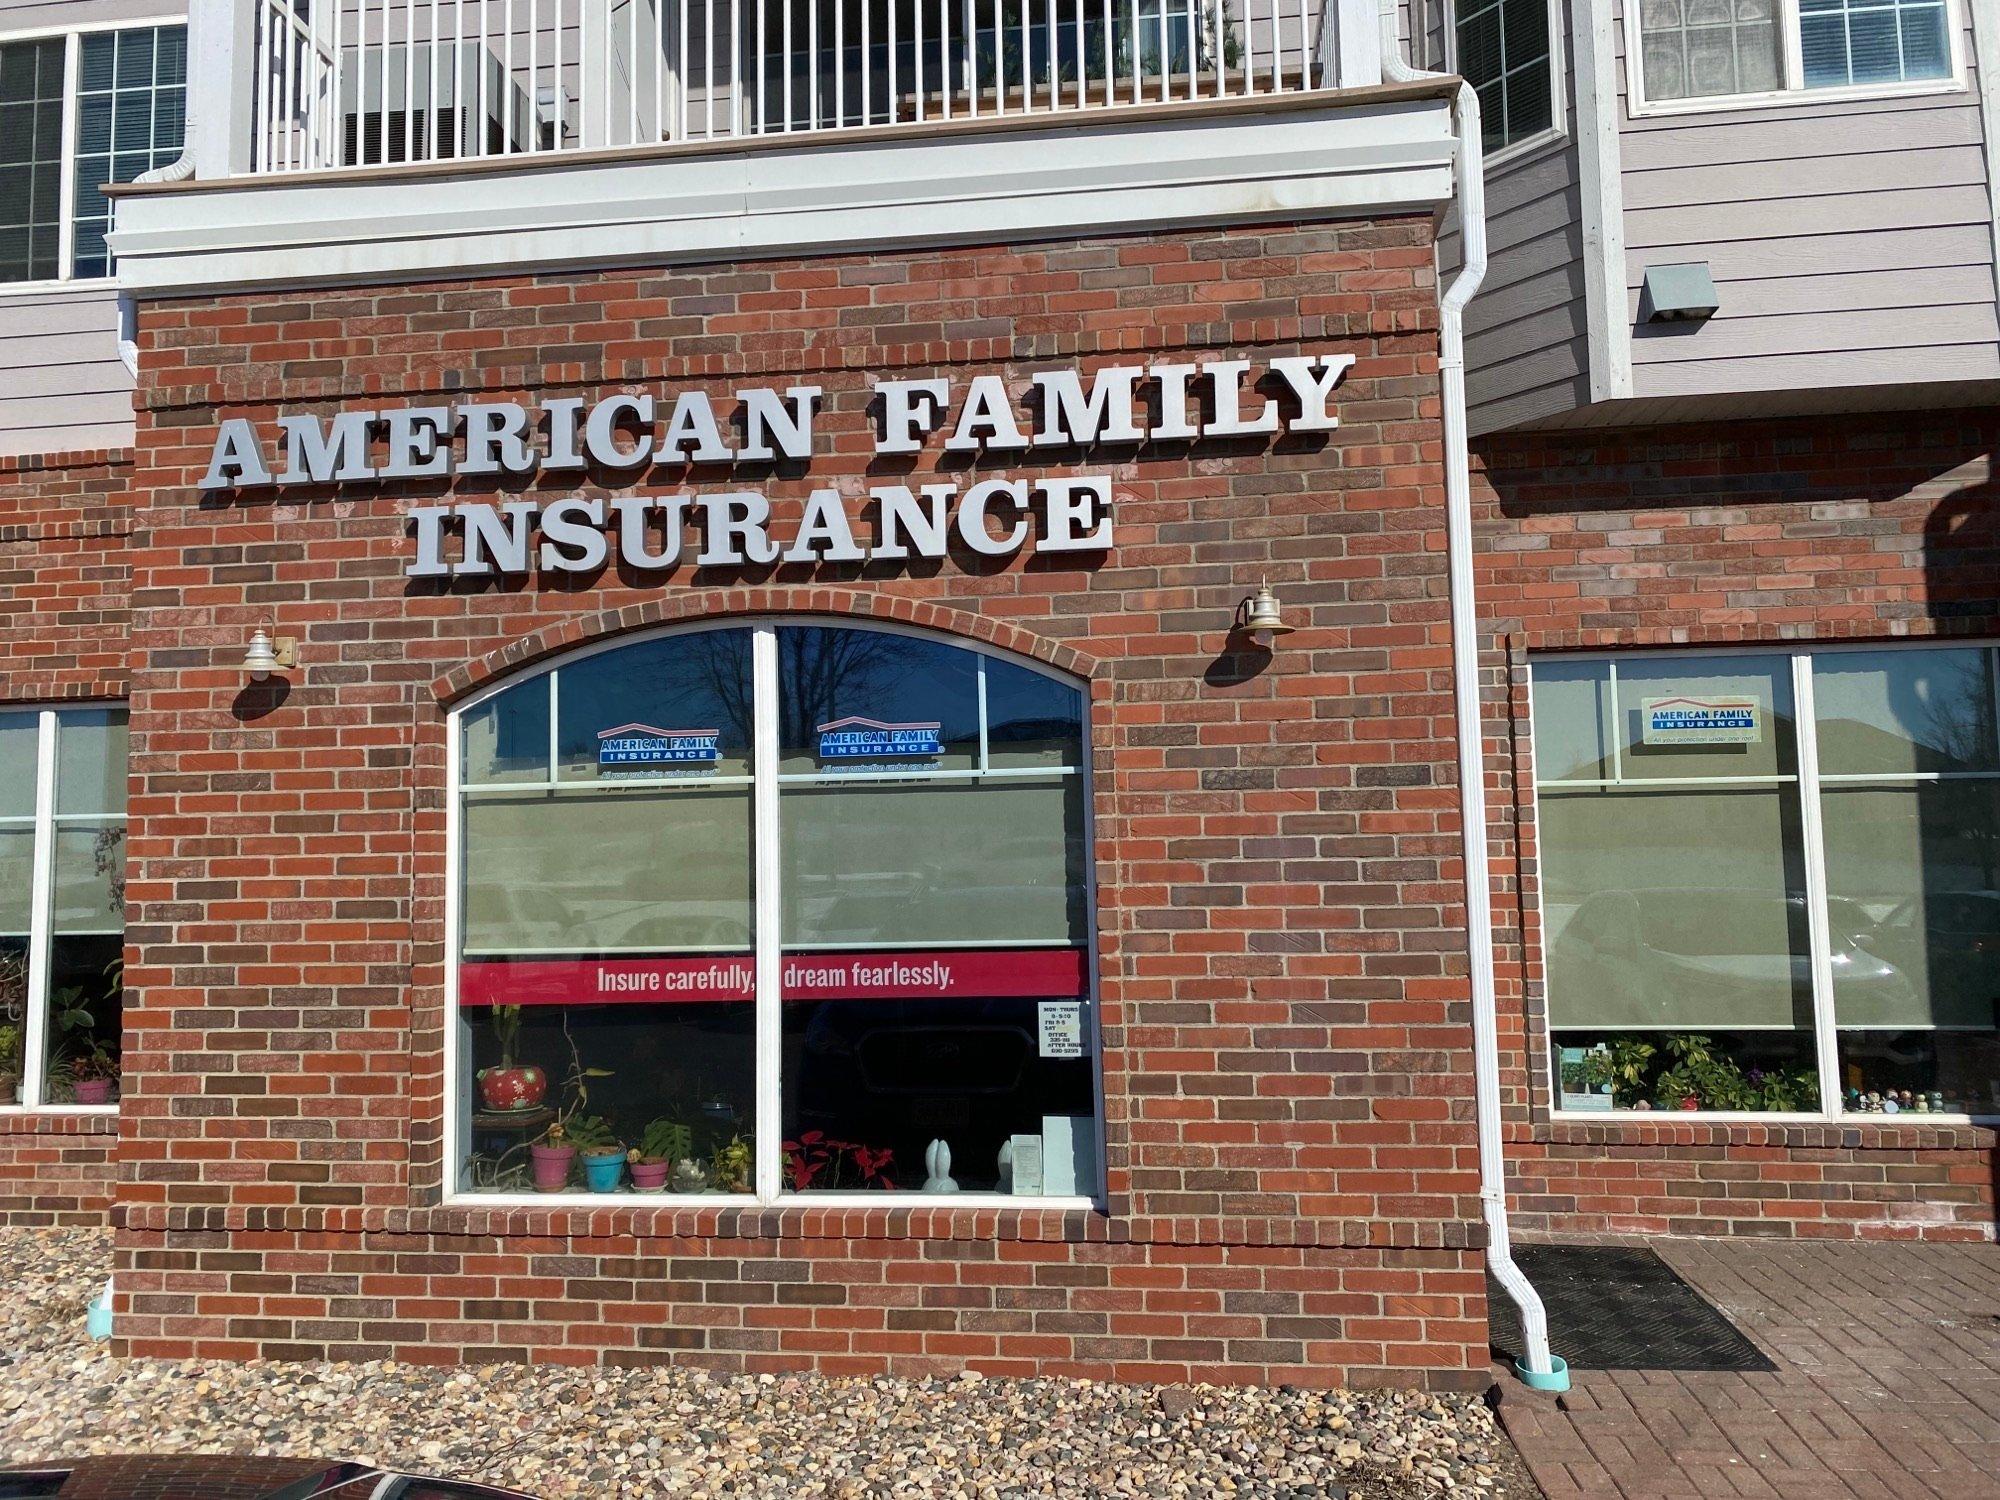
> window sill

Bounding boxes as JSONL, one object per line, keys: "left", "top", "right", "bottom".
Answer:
{"left": 1522, "top": 1114, "right": 1997, "bottom": 1149}
{"left": 442, "top": 1191, "right": 1099, "bottom": 1213}
{"left": 1627, "top": 75, "right": 1967, "bottom": 120}
{"left": 0, "top": 276, "right": 116, "bottom": 298}
{"left": 1483, "top": 126, "right": 1569, "bottom": 172}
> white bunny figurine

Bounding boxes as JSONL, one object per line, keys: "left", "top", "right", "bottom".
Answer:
{"left": 922, "top": 1138, "right": 959, "bottom": 1193}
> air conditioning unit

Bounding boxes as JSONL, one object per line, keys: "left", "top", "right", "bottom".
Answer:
{"left": 338, "top": 41, "right": 542, "bottom": 166}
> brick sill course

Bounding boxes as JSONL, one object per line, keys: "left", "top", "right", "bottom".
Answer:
{"left": 113, "top": 1200, "right": 1490, "bottom": 1251}
{"left": 1510, "top": 1118, "right": 1998, "bottom": 1150}
{"left": 0, "top": 1111, "right": 119, "bottom": 1137}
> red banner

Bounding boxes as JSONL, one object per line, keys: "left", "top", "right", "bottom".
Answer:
{"left": 460, "top": 948, "right": 1088, "bottom": 1008}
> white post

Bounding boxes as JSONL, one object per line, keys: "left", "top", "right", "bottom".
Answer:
{"left": 186, "top": 0, "right": 260, "bottom": 177}
{"left": 1324, "top": 0, "right": 1380, "bottom": 87}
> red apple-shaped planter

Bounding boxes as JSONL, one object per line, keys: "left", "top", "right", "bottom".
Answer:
{"left": 530, "top": 1142, "right": 575, "bottom": 1192}
{"left": 477, "top": 1064, "right": 548, "bottom": 1112}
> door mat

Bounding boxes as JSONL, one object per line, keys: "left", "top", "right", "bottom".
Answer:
{"left": 1487, "top": 1245, "right": 1776, "bottom": 1372}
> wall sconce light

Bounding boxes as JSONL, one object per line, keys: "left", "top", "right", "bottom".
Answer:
{"left": 242, "top": 627, "right": 297, "bottom": 683}
{"left": 1238, "top": 583, "right": 1293, "bottom": 649}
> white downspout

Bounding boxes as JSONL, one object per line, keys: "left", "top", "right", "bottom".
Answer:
{"left": 1378, "top": 0, "right": 1566, "bottom": 1390}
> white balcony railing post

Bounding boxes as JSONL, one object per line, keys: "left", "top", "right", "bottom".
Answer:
{"left": 192, "top": 0, "right": 260, "bottom": 177}
{"left": 1322, "top": 0, "right": 1382, "bottom": 89}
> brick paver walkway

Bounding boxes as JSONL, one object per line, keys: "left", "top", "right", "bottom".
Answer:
{"left": 1494, "top": 1240, "right": 2000, "bottom": 1499}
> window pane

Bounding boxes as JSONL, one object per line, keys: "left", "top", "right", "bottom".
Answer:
{"left": 1612, "top": 655, "right": 1794, "bottom": 781}
{"left": 69, "top": 26, "right": 187, "bottom": 278}
{"left": 462, "top": 788, "right": 753, "bottom": 955}
{"left": 0, "top": 826, "right": 31, "bottom": 934}
{"left": 1540, "top": 787, "right": 1813, "bottom": 1031}
{"left": 51, "top": 826, "right": 124, "bottom": 934}
{"left": 1825, "top": 781, "right": 2000, "bottom": 1113}
{"left": 556, "top": 629, "right": 752, "bottom": 781}
{"left": 1814, "top": 648, "right": 1996, "bottom": 776}
{"left": 0, "top": 712, "right": 36, "bottom": 817}
{"left": 461, "top": 674, "right": 549, "bottom": 784}
{"left": 0, "top": 936, "right": 23, "bottom": 1101}
{"left": 777, "top": 627, "right": 980, "bottom": 773}
{"left": 1822, "top": 782, "right": 1999, "bottom": 1029}
{"left": 1639, "top": 0, "right": 1784, "bottom": 100}
{"left": 782, "top": 996, "right": 1096, "bottom": 1193}
{"left": 782, "top": 778, "right": 1085, "bottom": 947}
{"left": 44, "top": 931, "right": 121, "bottom": 1104}
{"left": 0, "top": 39, "right": 64, "bottom": 283}
{"left": 55, "top": 709, "right": 127, "bottom": 816}
{"left": 460, "top": 998, "right": 755, "bottom": 1195}
{"left": 1457, "top": 0, "right": 1552, "bottom": 150}
{"left": 1799, "top": 0, "right": 1950, "bottom": 88}
{"left": 1529, "top": 661, "right": 1614, "bottom": 782}
{"left": 984, "top": 658, "right": 1084, "bottom": 769}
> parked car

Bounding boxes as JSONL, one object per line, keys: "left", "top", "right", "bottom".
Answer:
{"left": 0, "top": 1457, "right": 538, "bottom": 1500}
{"left": 1547, "top": 887, "right": 1910, "bottom": 1022}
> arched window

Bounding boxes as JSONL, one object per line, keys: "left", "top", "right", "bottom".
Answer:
{"left": 450, "top": 620, "right": 1099, "bottom": 1202}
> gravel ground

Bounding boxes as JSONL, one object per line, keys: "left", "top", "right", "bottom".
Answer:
{"left": 0, "top": 1228, "right": 1532, "bottom": 1499}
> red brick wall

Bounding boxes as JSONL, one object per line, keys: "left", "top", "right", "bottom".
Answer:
{"left": 0, "top": 449, "right": 130, "bottom": 1224}
{"left": 109, "top": 215, "right": 1495, "bottom": 1387}
{"left": 1474, "top": 413, "right": 2000, "bottom": 1242}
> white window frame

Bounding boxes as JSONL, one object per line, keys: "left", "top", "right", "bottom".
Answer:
{"left": 1529, "top": 639, "right": 2000, "bottom": 1125}
{"left": 1445, "top": 0, "right": 1571, "bottom": 168}
{"left": 0, "top": 704, "right": 125, "bottom": 1116}
{"left": 442, "top": 616, "right": 1106, "bottom": 1209}
{"left": 0, "top": 14, "right": 186, "bottom": 296}
{"left": 1622, "top": 0, "right": 1969, "bottom": 119}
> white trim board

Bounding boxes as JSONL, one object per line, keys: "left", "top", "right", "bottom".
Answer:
{"left": 108, "top": 96, "right": 1460, "bottom": 295}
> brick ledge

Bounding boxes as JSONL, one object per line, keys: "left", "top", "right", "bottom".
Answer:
{"left": 113, "top": 1200, "right": 1488, "bottom": 1250}
{"left": 0, "top": 1111, "right": 119, "bottom": 1137}
{"left": 1511, "top": 1118, "right": 1998, "bottom": 1150}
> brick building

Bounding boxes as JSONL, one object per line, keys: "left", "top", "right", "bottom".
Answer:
{"left": 0, "top": 0, "right": 1992, "bottom": 1394}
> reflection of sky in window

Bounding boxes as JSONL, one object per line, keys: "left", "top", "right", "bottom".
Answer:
{"left": 778, "top": 629, "right": 979, "bottom": 759}
{"left": 984, "top": 658, "right": 1081, "bottom": 759}
{"left": 557, "top": 631, "right": 753, "bottom": 775}
{"left": 1814, "top": 650, "right": 1997, "bottom": 775}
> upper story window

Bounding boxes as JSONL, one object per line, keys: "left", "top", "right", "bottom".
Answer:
{"left": 0, "top": 23, "right": 186, "bottom": 285}
{"left": 1634, "top": 0, "right": 1955, "bottom": 107}
{"left": 0, "top": 706, "right": 127, "bottom": 1110}
{"left": 1456, "top": 0, "right": 1557, "bottom": 153}
{"left": 452, "top": 621, "right": 1100, "bottom": 1203}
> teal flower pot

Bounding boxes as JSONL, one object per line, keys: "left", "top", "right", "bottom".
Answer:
{"left": 582, "top": 1150, "right": 625, "bottom": 1193}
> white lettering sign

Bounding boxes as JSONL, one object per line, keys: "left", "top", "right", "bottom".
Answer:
{"left": 194, "top": 353, "right": 1356, "bottom": 579}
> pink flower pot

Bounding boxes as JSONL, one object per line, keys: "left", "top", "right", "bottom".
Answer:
{"left": 74, "top": 1078, "right": 114, "bottom": 1106}
{"left": 530, "top": 1143, "right": 574, "bottom": 1192}
{"left": 629, "top": 1159, "right": 671, "bottom": 1193}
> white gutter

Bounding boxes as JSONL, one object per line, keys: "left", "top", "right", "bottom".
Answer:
{"left": 1378, "top": 0, "right": 1565, "bottom": 1391}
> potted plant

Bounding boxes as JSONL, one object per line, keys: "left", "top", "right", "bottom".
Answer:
{"left": 0, "top": 1022, "right": 20, "bottom": 1105}
{"left": 709, "top": 1134, "right": 752, "bottom": 1194}
{"left": 71, "top": 1046, "right": 118, "bottom": 1105}
{"left": 530, "top": 1121, "right": 575, "bottom": 1192}
{"left": 566, "top": 1115, "right": 625, "bottom": 1192}
{"left": 629, "top": 1118, "right": 690, "bottom": 1193}
{"left": 477, "top": 1004, "right": 547, "bottom": 1112}
{"left": 53, "top": 983, "right": 118, "bottom": 1104}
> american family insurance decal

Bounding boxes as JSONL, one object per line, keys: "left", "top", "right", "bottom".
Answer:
{"left": 190, "top": 355, "right": 1355, "bottom": 578}
{"left": 1641, "top": 695, "right": 1763, "bottom": 746}
{"left": 458, "top": 949, "right": 1089, "bottom": 1007}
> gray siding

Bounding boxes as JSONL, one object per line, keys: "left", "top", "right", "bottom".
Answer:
{"left": 1458, "top": 0, "right": 1592, "bottom": 434}
{"left": 0, "top": 287, "right": 132, "bottom": 457}
{"left": 0, "top": 0, "right": 178, "bottom": 456}
{"left": 1616, "top": 3, "right": 2000, "bottom": 400}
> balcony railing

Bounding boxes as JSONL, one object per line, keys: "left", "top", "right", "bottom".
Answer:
{"left": 220, "top": 0, "right": 1367, "bottom": 174}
